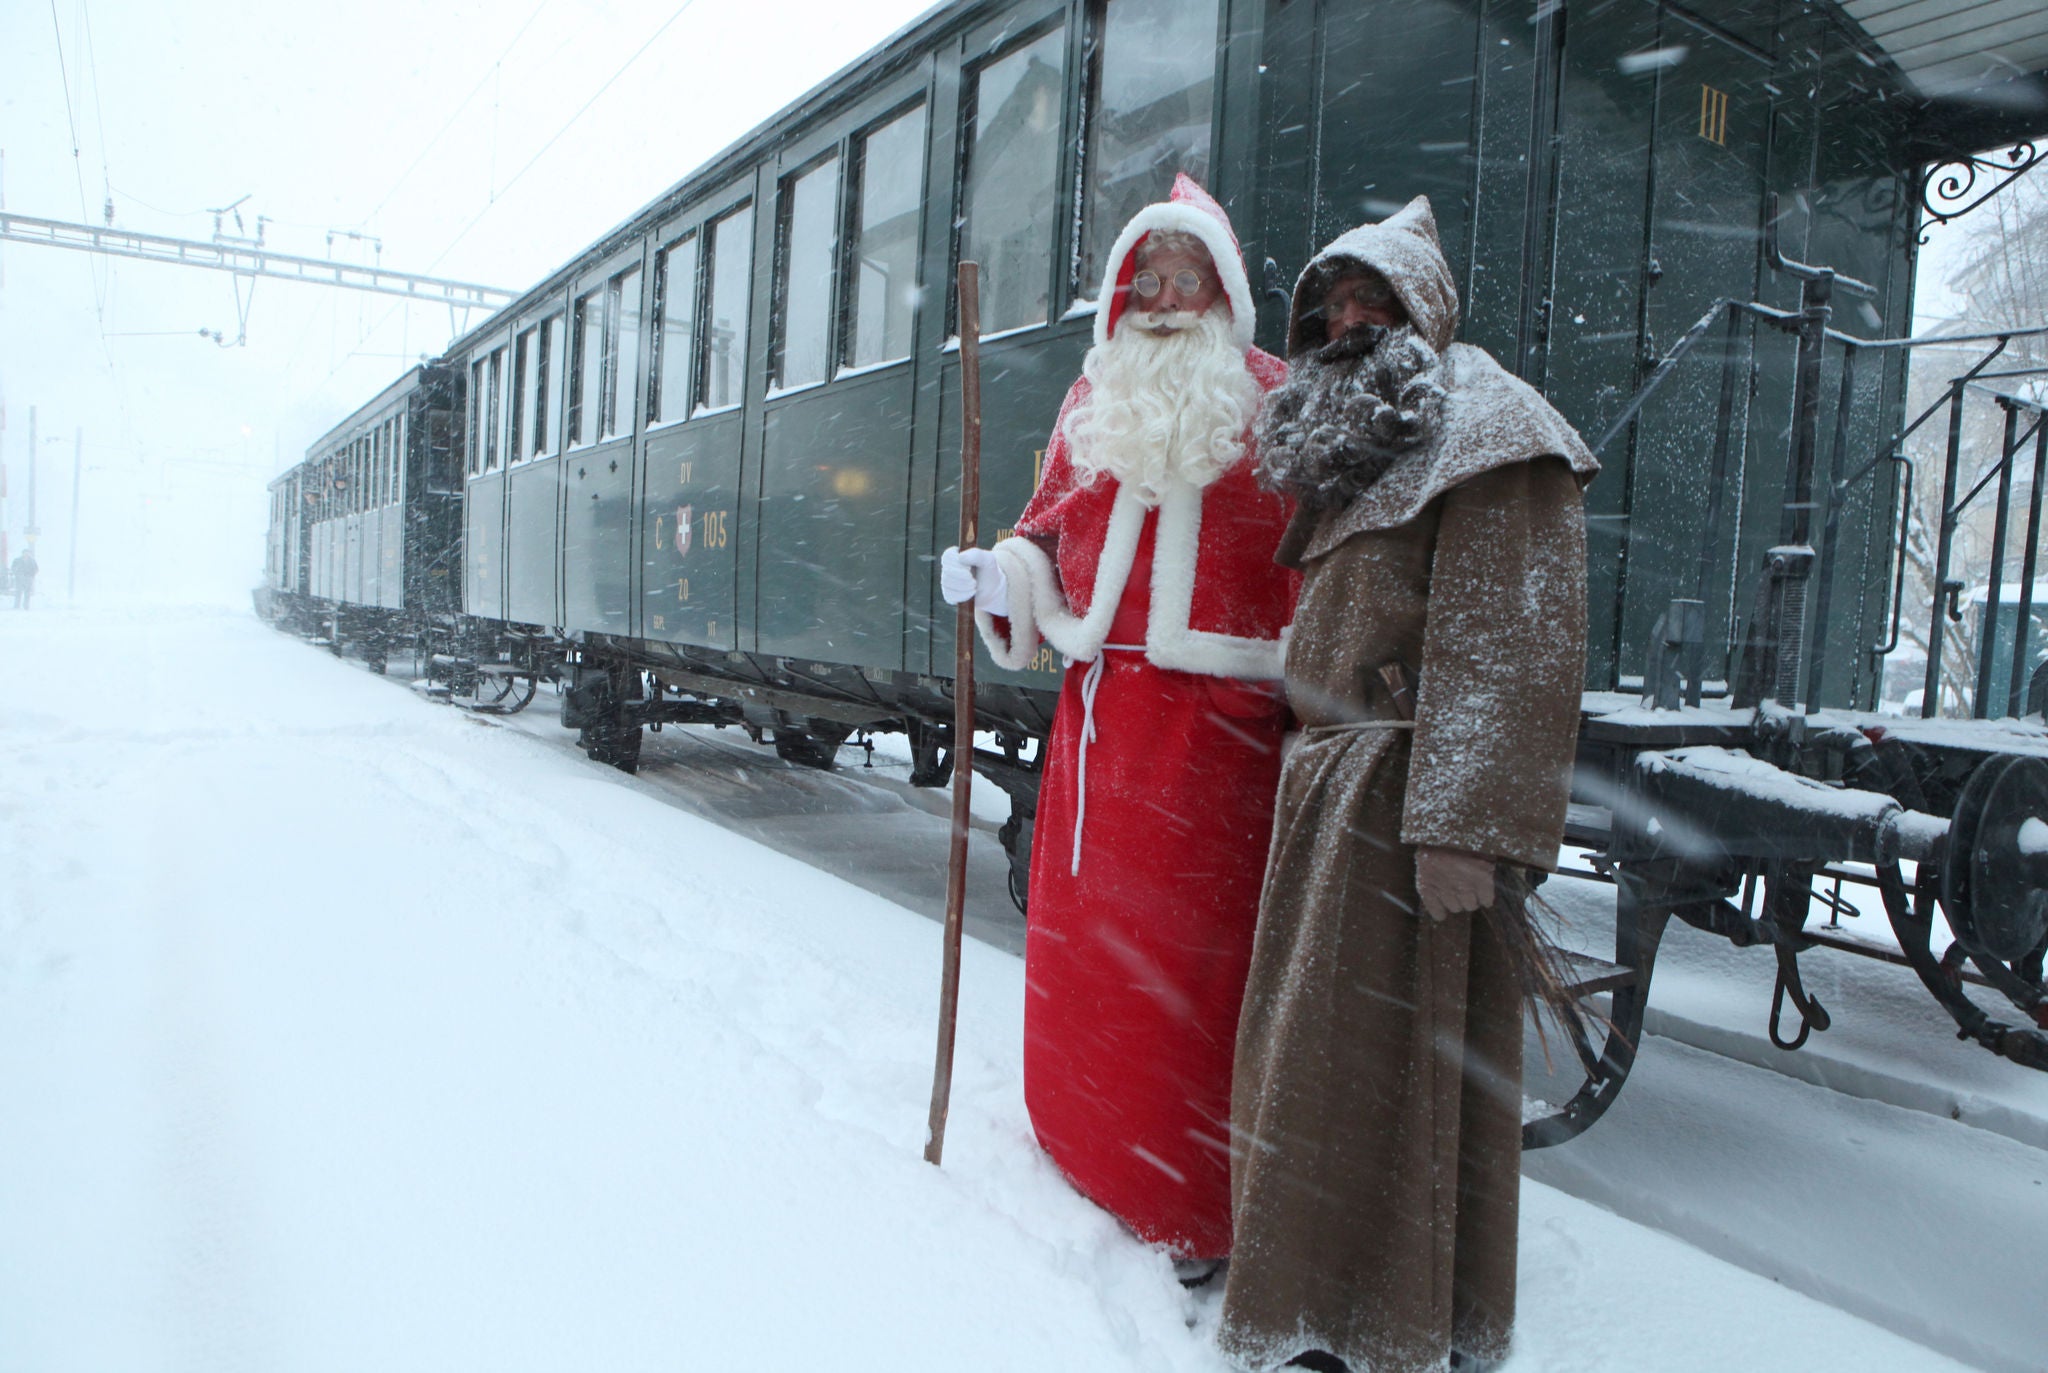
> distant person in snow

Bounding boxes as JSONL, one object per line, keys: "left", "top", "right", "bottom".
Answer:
{"left": 10, "top": 550, "right": 37, "bottom": 610}
{"left": 938, "top": 174, "right": 1295, "bottom": 1270}
{"left": 1217, "top": 198, "right": 1597, "bottom": 1373}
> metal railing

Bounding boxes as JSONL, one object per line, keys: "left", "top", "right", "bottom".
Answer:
{"left": 1594, "top": 227, "right": 2048, "bottom": 720}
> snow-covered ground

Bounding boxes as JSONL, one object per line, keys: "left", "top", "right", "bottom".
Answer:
{"left": 0, "top": 605, "right": 2037, "bottom": 1372}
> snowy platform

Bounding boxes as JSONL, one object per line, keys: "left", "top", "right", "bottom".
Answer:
{"left": 0, "top": 607, "right": 2036, "bottom": 1371}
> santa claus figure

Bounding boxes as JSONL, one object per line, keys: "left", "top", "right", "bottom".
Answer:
{"left": 940, "top": 174, "right": 1294, "bottom": 1264}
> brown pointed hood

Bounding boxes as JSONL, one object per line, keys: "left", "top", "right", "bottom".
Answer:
{"left": 1278, "top": 197, "right": 1598, "bottom": 561}
{"left": 1287, "top": 196, "right": 1461, "bottom": 356}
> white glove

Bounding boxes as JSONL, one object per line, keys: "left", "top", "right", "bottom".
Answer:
{"left": 940, "top": 545, "right": 1009, "bottom": 617}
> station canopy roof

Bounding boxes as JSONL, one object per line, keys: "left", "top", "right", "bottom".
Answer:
{"left": 1841, "top": 0, "right": 2048, "bottom": 153}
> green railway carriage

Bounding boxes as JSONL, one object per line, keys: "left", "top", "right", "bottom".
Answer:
{"left": 443, "top": 0, "right": 2028, "bottom": 746}
{"left": 273, "top": 0, "right": 2048, "bottom": 1125}
{"left": 260, "top": 0, "right": 2048, "bottom": 1139}
{"left": 264, "top": 364, "right": 465, "bottom": 661}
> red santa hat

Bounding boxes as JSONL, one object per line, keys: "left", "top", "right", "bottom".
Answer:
{"left": 1094, "top": 172, "right": 1257, "bottom": 354}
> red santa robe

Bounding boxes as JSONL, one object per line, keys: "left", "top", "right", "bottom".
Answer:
{"left": 975, "top": 175, "right": 1295, "bottom": 1258}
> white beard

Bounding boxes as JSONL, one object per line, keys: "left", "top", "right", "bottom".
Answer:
{"left": 1062, "top": 308, "right": 1262, "bottom": 504}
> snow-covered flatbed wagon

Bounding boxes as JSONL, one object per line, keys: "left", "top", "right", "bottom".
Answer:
{"left": 262, "top": 0, "right": 2048, "bottom": 1143}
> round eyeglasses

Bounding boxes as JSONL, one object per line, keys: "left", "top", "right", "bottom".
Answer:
{"left": 1131, "top": 268, "right": 1205, "bottom": 300}
{"left": 1325, "top": 274, "right": 1400, "bottom": 312}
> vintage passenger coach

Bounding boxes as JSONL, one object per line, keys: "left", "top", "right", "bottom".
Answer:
{"left": 265, "top": 0, "right": 2048, "bottom": 1139}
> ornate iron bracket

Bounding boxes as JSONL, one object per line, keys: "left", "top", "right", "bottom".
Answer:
{"left": 1920, "top": 142, "right": 2047, "bottom": 243}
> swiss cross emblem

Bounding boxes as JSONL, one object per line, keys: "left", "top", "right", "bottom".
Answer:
{"left": 675, "top": 505, "right": 692, "bottom": 558}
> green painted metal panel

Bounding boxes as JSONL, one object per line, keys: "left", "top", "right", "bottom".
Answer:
{"left": 563, "top": 436, "right": 634, "bottom": 636}
{"left": 505, "top": 458, "right": 560, "bottom": 626}
{"left": 1619, "top": 25, "right": 1774, "bottom": 687}
{"left": 1311, "top": 0, "right": 1480, "bottom": 271}
{"left": 930, "top": 326, "right": 1089, "bottom": 691}
{"left": 640, "top": 413, "right": 744, "bottom": 651}
{"left": 1540, "top": 3, "right": 1660, "bottom": 689}
{"left": 755, "top": 369, "right": 918, "bottom": 665}
{"left": 464, "top": 473, "right": 506, "bottom": 621}
{"left": 1464, "top": 0, "right": 1543, "bottom": 366}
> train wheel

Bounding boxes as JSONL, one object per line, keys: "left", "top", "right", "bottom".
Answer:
{"left": 1879, "top": 858, "right": 2048, "bottom": 1068}
{"left": 774, "top": 725, "right": 851, "bottom": 771}
{"left": 1521, "top": 871, "right": 1671, "bottom": 1150}
{"left": 581, "top": 717, "right": 642, "bottom": 774}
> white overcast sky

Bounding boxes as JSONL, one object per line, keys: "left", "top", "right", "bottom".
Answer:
{"left": 0, "top": 0, "right": 934, "bottom": 601}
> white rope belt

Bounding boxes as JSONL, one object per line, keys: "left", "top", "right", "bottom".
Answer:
{"left": 1070, "top": 643, "right": 1147, "bottom": 876}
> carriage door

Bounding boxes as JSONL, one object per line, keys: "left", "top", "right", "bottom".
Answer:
{"left": 1620, "top": 14, "right": 1774, "bottom": 692}
{"left": 1254, "top": 0, "right": 1483, "bottom": 347}
{"left": 462, "top": 339, "right": 510, "bottom": 622}
{"left": 1535, "top": 2, "right": 1771, "bottom": 689}
{"left": 563, "top": 249, "right": 645, "bottom": 638}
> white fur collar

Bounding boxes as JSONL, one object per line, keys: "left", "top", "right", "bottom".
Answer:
{"left": 976, "top": 474, "right": 1284, "bottom": 681}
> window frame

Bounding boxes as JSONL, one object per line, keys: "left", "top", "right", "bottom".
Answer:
{"left": 951, "top": 15, "right": 1075, "bottom": 342}
{"left": 511, "top": 326, "right": 535, "bottom": 464}
{"left": 769, "top": 149, "right": 844, "bottom": 395}
{"left": 1067, "top": 0, "right": 1227, "bottom": 306}
{"left": 696, "top": 197, "right": 757, "bottom": 416}
{"left": 468, "top": 360, "right": 483, "bottom": 476}
{"left": 566, "top": 248, "right": 644, "bottom": 448}
{"left": 536, "top": 312, "right": 564, "bottom": 458}
{"left": 484, "top": 345, "right": 506, "bottom": 473}
{"left": 648, "top": 229, "right": 703, "bottom": 428}
{"left": 603, "top": 261, "right": 646, "bottom": 442}
{"left": 840, "top": 97, "right": 931, "bottom": 376}
{"left": 568, "top": 285, "right": 607, "bottom": 450}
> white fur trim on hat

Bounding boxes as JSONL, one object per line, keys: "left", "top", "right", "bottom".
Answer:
{"left": 1093, "top": 203, "right": 1257, "bottom": 354}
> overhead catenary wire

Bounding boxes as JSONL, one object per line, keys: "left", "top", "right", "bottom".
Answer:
{"left": 45, "top": 0, "right": 90, "bottom": 224}
{"left": 424, "top": 0, "right": 703, "bottom": 272}
{"left": 299, "top": 0, "right": 705, "bottom": 394}
{"left": 40, "top": 0, "right": 142, "bottom": 457}
{"left": 353, "top": 0, "right": 557, "bottom": 232}
{"left": 80, "top": 0, "right": 113, "bottom": 220}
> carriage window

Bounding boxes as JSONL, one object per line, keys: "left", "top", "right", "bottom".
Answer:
{"left": 962, "top": 28, "right": 1067, "bottom": 335}
{"left": 847, "top": 104, "right": 926, "bottom": 370}
{"left": 484, "top": 347, "right": 505, "bottom": 472}
{"left": 651, "top": 235, "right": 699, "bottom": 423}
{"left": 512, "top": 327, "right": 537, "bottom": 462}
{"left": 570, "top": 288, "right": 604, "bottom": 446}
{"left": 1074, "top": 0, "right": 1219, "bottom": 299}
{"left": 606, "top": 266, "right": 643, "bottom": 439}
{"left": 537, "top": 315, "right": 562, "bottom": 456}
{"left": 469, "top": 359, "right": 486, "bottom": 475}
{"left": 773, "top": 156, "right": 840, "bottom": 390}
{"left": 702, "top": 203, "right": 754, "bottom": 412}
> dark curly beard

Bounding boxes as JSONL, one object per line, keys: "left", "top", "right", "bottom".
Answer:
{"left": 1256, "top": 324, "right": 1445, "bottom": 506}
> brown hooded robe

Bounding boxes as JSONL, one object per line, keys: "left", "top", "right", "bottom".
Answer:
{"left": 1218, "top": 199, "right": 1597, "bottom": 1372}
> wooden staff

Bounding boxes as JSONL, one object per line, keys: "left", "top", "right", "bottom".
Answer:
{"left": 925, "top": 261, "right": 983, "bottom": 1166}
